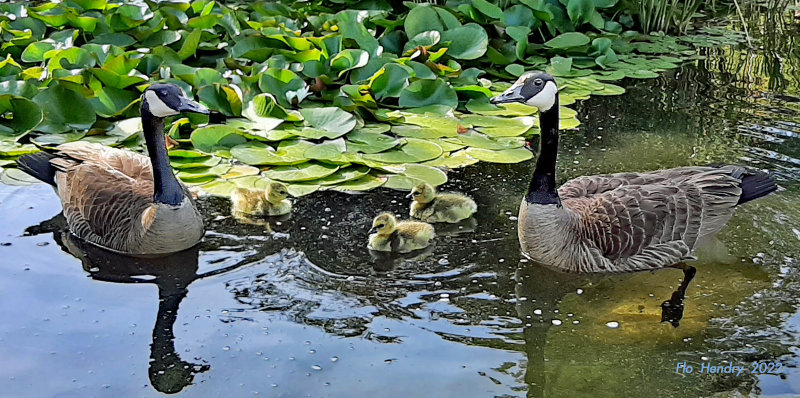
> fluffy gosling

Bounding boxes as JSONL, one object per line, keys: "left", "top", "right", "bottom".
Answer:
{"left": 230, "top": 182, "right": 292, "bottom": 217}
{"left": 368, "top": 213, "right": 435, "bottom": 253}
{"left": 409, "top": 183, "right": 477, "bottom": 223}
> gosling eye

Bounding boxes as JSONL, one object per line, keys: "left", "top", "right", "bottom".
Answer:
{"left": 413, "top": 192, "right": 420, "bottom": 196}
{"left": 376, "top": 224, "right": 385, "bottom": 229}
{"left": 533, "top": 78, "right": 543, "bottom": 86}
{"left": 279, "top": 190, "right": 287, "bottom": 195}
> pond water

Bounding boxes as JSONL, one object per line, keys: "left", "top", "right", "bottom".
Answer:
{"left": 2, "top": 16, "right": 800, "bottom": 398}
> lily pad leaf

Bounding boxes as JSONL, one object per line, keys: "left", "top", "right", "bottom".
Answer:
{"left": 299, "top": 107, "right": 357, "bottom": 137}
{"left": 423, "top": 150, "right": 480, "bottom": 168}
{"left": 440, "top": 23, "right": 489, "bottom": 60}
{"left": 263, "top": 161, "right": 339, "bottom": 182}
{"left": 0, "top": 95, "right": 43, "bottom": 136}
{"left": 230, "top": 141, "right": 309, "bottom": 166}
{"left": 345, "top": 130, "right": 400, "bottom": 154}
{"left": 545, "top": 32, "right": 590, "bottom": 49}
{"left": 399, "top": 79, "right": 458, "bottom": 109}
{"left": 382, "top": 164, "right": 448, "bottom": 190}
{"left": 32, "top": 84, "right": 96, "bottom": 134}
{"left": 304, "top": 138, "right": 347, "bottom": 160}
{"left": 313, "top": 165, "right": 370, "bottom": 186}
{"left": 364, "top": 138, "right": 443, "bottom": 164}
{"left": 191, "top": 125, "right": 247, "bottom": 153}
{"left": 331, "top": 174, "right": 387, "bottom": 192}
{"left": 465, "top": 147, "right": 533, "bottom": 163}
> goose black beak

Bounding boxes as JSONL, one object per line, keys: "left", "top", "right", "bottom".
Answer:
{"left": 178, "top": 98, "right": 210, "bottom": 115}
{"left": 490, "top": 86, "right": 525, "bottom": 105}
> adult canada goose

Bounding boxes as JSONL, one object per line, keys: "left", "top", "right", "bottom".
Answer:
{"left": 368, "top": 213, "right": 435, "bottom": 253}
{"left": 16, "top": 83, "right": 209, "bottom": 256}
{"left": 408, "top": 182, "right": 477, "bottom": 223}
{"left": 490, "top": 72, "right": 778, "bottom": 280}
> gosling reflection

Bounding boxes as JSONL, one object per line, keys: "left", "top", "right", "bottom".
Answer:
{"left": 25, "top": 214, "right": 248, "bottom": 394}
{"left": 369, "top": 244, "right": 436, "bottom": 272}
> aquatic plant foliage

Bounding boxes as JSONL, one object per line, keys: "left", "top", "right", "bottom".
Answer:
{"left": 0, "top": 0, "right": 746, "bottom": 194}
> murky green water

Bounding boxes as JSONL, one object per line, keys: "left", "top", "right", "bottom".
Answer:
{"left": 2, "top": 12, "right": 800, "bottom": 398}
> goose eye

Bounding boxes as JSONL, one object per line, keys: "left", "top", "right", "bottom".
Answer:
{"left": 533, "top": 79, "right": 543, "bottom": 86}
{"left": 376, "top": 224, "right": 384, "bottom": 229}
{"left": 413, "top": 192, "right": 420, "bottom": 196}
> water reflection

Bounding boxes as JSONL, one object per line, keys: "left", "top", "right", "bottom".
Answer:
{"left": 24, "top": 214, "right": 252, "bottom": 394}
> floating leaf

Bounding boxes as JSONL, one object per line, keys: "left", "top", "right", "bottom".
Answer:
{"left": 399, "top": 79, "right": 458, "bottom": 109}
{"left": 331, "top": 174, "right": 386, "bottom": 192}
{"left": 263, "top": 162, "right": 339, "bottom": 182}
{"left": 304, "top": 138, "right": 347, "bottom": 160}
{"left": 191, "top": 125, "right": 247, "bottom": 153}
{"left": 382, "top": 164, "right": 448, "bottom": 190}
{"left": 460, "top": 115, "right": 536, "bottom": 137}
{"left": 0, "top": 95, "right": 42, "bottom": 136}
{"left": 32, "top": 84, "right": 96, "bottom": 134}
{"left": 312, "top": 166, "right": 369, "bottom": 186}
{"left": 299, "top": 107, "right": 357, "bottom": 137}
{"left": 545, "top": 32, "right": 591, "bottom": 49}
{"left": 364, "top": 138, "right": 443, "bottom": 163}
{"left": 345, "top": 130, "right": 400, "bottom": 154}
{"left": 465, "top": 147, "right": 534, "bottom": 163}
{"left": 423, "top": 150, "right": 480, "bottom": 168}
{"left": 230, "top": 141, "right": 309, "bottom": 166}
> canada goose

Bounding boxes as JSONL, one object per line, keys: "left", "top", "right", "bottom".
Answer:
{"left": 230, "top": 182, "right": 292, "bottom": 217}
{"left": 368, "top": 212, "right": 435, "bottom": 253}
{"left": 16, "top": 83, "right": 209, "bottom": 256}
{"left": 490, "top": 72, "right": 778, "bottom": 278}
{"left": 408, "top": 183, "right": 477, "bottom": 223}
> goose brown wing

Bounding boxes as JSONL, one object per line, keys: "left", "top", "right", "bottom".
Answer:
{"left": 578, "top": 183, "right": 703, "bottom": 264}
{"left": 51, "top": 143, "right": 155, "bottom": 252}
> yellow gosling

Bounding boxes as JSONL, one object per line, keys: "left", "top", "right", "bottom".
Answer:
{"left": 409, "top": 183, "right": 477, "bottom": 223}
{"left": 231, "top": 182, "right": 292, "bottom": 217}
{"left": 368, "top": 212, "right": 435, "bottom": 253}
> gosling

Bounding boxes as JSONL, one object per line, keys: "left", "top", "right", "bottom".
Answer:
{"left": 368, "top": 213, "right": 435, "bottom": 253}
{"left": 230, "top": 181, "right": 292, "bottom": 217}
{"left": 409, "top": 183, "right": 477, "bottom": 223}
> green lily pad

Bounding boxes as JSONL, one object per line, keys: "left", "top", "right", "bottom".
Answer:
{"left": 545, "top": 32, "right": 591, "bottom": 49}
{"left": 221, "top": 165, "right": 261, "bottom": 179}
{"left": 32, "top": 84, "right": 96, "bottom": 134}
{"left": 0, "top": 95, "right": 42, "bottom": 136}
{"left": 170, "top": 156, "right": 221, "bottom": 169}
{"left": 345, "top": 130, "right": 400, "bottom": 154}
{"left": 286, "top": 183, "right": 320, "bottom": 197}
{"left": 423, "top": 149, "right": 480, "bottom": 169}
{"left": 465, "top": 147, "right": 533, "bottom": 163}
{"left": 312, "top": 165, "right": 370, "bottom": 186}
{"left": 299, "top": 107, "right": 357, "bottom": 138}
{"left": 330, "top": 174, "right": 387, "bottom": 192}
{"left": 460, "top": 115, "right": 535, "bottom": 137}
{"left": 304, "top": 138, "right": 347, "bottom": 161}
{"left": 399, "top": 79, "right": 458, "bottom": 109}
{"left": 262, "top": 161, "right": 339, "bottom": 182}
{"left": 30, "top": 131, "right": 86, "bottom": 147}
{"left": 382, "top": 164, "right": 448, "bottom": 190}
{"left": 364, "top": 138, "right": 443, "bottom": 164}
{"left": 440, "top": 23, "right": 488, "bottom": 60}
{"left": 0, "top": 167, "right": 42, "bottom": 185}
{"left": 198, "top": 180, "right": 237, "bottom": 197}
{"left": 230, "top": 141, "right": 309, "bottom": 166}
{"left": 191, "top": 125, "right": 248, "bottom": 154}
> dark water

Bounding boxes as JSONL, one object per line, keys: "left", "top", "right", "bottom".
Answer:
{"left": 2, "top": 15, "right": 800, "bottom": 398}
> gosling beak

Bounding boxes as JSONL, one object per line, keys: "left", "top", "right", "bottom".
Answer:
{"left": 490, "top": 85, "right": 525, "bottom": 105}
{"left": 406, "top": 193, "right": 414, "bottom": 198}
{"left": 368, "top": 227, "right": 377, "bottom": 234}
{"left": 178, "top": 98, "right": 210, "bottom": 115}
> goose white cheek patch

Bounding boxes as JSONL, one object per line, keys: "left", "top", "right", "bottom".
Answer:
{"left": 144, "top": 91, "right": 178, "bottom": 117}
{"left": 526, "top": 81, "right": 558, "bottom": 112}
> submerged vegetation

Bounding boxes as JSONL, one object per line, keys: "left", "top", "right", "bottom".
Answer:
{"left": 0, "top": 0, "right": 752, "bottom": 195}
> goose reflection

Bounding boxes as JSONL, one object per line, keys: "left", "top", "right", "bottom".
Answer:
{"left": 514, "top": 260, "right": 698, "bottom": 397}
{"left": 25, "top": 214, "right": 249, "bottom": 394}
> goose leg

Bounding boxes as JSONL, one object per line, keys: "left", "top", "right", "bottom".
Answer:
{"left": 660, "top": 263, "right": 697, "bottom": 327}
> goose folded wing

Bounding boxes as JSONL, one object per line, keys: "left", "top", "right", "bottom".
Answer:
{"left": 57, "top": 162, "right": 155, "bottom": 251}
{"left": 581, "top": 184, "right": 701, "bottom": 270}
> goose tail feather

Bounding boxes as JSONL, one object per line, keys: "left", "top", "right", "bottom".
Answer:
{"left": 737, "top": 171, "right": 778, "bottom": 205}
{"left": 16, "top": 152, "right": 57, "bottom": 187}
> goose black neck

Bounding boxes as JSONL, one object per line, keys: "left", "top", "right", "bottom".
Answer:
{"left": 142, "top": 114, "right": 184, "bottom": 206}
{"left": 526, "top": 98, "right": 561, "bottom": 206}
